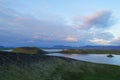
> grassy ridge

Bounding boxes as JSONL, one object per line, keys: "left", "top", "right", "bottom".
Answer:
{"left": 12, "top": 47, "right": 47, "bottom": 54}
{"left": 59, "top": 49, "right": 120, "bottom": 54}
{"left": 0, "top": 51, "right": 120, "bottom": 80}
{"left": 84, "top": 49, "right": 120, "bottom": 54}
{"left": 60, "top": 49, "right": 88, "bottom": 54}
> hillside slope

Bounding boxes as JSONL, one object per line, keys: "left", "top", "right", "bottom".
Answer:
{"left": 0, "top": 51, "right": 120, "bottom": 80}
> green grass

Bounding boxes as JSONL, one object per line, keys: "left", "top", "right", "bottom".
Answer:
{"left": 84, "top": 49, "right": 120, "bottom": 54}
{"left": 12, "top": 47, "right": 46, "bottom": 54}
{"left": 59, "top": 49, "right": 120, "bottom": 54}
{"left": 0, "top": 51, "right": 120, "bottom": 80}
{"left": 60, "top": 49, "right": 88, "bottom": 54}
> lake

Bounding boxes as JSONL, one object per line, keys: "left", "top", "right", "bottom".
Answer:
{"left": 1, "top": 49, "right": 120, "bottom": 66}
{"left": 42, "top": 49, "right": 63, "bottom": 52}
{"left": 42, "top": 49, "right": 120, "bottom": 66}
{"left": 47, "top": 53, "right": 120, "bottom": 66}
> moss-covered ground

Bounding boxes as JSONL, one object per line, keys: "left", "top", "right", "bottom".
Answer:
{"left": 0, "top": 51, "right": 120, "bottom": 80}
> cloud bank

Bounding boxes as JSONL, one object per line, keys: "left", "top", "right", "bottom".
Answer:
{"left": 74, "top": 10, "right": 114, "bottom": 30}
{"left": 0, "top": 4, "right": 117, "bottom": 47}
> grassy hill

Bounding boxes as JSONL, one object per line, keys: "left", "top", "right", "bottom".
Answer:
{"left": 0, "top": 51, "right": 120, "bottom": 80}
{"left": 12, "top": 47, "right": 47, "bottom": 54}
{"left": 59, "top": 49, "right": 120, "bottom": 54}
{"left": 84, "top": 49, "right": 120, "bottom": 54}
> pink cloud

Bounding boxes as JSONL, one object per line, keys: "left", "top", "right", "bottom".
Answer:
{"left": 64, "top": 36, "right": 78, "bottom": 42}
{"left": 74, "top": 10, "right": 113, "bottom": 29}
{"left": 90, "top": 38, "right": 111, "bottom": 45}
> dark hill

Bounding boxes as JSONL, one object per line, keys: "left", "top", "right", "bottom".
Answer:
{"left": 0, "top": 51, "right": 46, "bottom": 65}
{"left": 0, "top": 51, "right": 120, "bottom": 80}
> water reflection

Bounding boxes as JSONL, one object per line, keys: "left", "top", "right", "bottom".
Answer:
{"left": 42, "top": 49, "right": 63, "bottom": 52}
{"left": 47, "top": 53, "right": 120, "bottom": 66}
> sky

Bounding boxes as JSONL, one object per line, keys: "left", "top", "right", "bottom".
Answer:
{"left": 0, "top": 0, "right": 120, "bottom": 47}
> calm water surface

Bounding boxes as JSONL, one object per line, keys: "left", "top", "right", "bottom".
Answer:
{"left": 45, "top": 49, "right": 120, "bottom": 66}
{"left": 42, "top": 49, "right": 63, "bottom": 52}
{"left": 1, "top": 49, "right": 13, "bottom": 52}
{"left": 47, "top": 53, "right": 120, "bottom": 66}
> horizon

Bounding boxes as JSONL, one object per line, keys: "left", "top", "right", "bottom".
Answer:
{"left": 3, "top": 44, "right": 120, "bottom": 48}
{"left": 0, "top": 0, "right": 120, "bottom": 47}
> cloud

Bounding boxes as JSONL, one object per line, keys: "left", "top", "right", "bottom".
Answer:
{"left": 89, "top": 36, "right": 120, "bottom": 45}
{"left": 64, "top": 36, "right": 78, "bottom": 42}
{"left": 0, "top": 6, "right": 81, "bottom": 46}
{"left": 71, "top": 10, "right": 115, "bottom": 45}
{"left": 89, "top": 31, "right": 114, "bottom": 40}
{"left": 74, "top": 10, "right": 114, "bottom": 29}
{"left": 109, "top": 37, "right": 120, "bottom": 45}
{"left": 90, "top": 38, "right": 111, "bottom": 45}
{"left": 0, "top": 5, "right": 116, "bottom": 47}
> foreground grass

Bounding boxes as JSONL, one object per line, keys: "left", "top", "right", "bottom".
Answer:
{"left": 0, "top": 51, "right": 120, "bottom": 80}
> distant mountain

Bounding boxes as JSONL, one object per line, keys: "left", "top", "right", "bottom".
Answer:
{"left": 0, "top": 46, "right": 4, "bottom": 48}
{"left": 52, "top": 45, "right": 74, "bottom": 49}
{"left": 43, "top": 45, "right": 120, "bottom": 50}
{"left": 80, "top": 46, "right": 120, "bottom": 50}
{"left": 0, "top": 46, "right": 14, "bottom": 50}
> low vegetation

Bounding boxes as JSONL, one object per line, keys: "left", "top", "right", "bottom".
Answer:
{"left": 60, "top": 49, "right": 88, "bottom": 54}
{"left": 59, "top": 49, "right": 120, "bottom": 54}
{"left": 12, "top": 47, "right": 47, "bottom": 54}
{"left": 84, "top": 49, "right": 120, "bottom": 54}
{"left": 0, "top": 51, "right": 120, "bottom": 80}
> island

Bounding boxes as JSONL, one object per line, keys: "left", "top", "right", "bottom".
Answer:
{"left": 107, "top": 54, "right": 114, "bottom": 57}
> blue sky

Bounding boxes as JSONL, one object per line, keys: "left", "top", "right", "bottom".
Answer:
{"left": 0, "top": 0, "right": 120, "bottom": 47}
